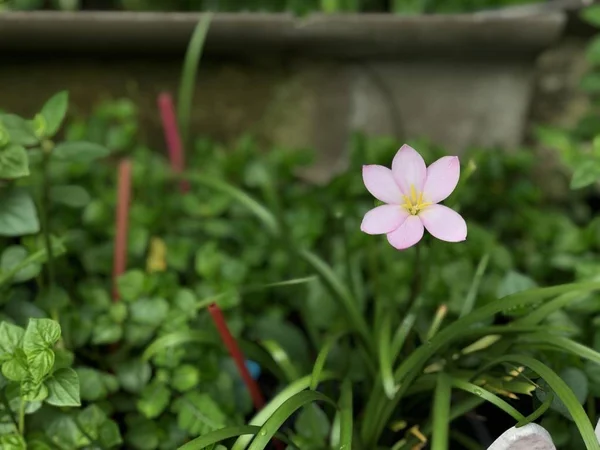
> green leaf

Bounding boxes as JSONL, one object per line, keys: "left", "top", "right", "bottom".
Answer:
{"left": 52, "top": 141, "right": 109, "bottom": 163}
{"left": 1, "top": 246, "right": 41, "bottom": 283}
{"left": 116, "top": 270, "right": 146, "bottom": 302}
{"left": 0, "top": 322, "right": 25, "bottom": 358}
{"left": 125, "top": 417, "right": 159, "bottom": 450}
{"left": 130, "top": 297, "right": 169, "bottom": 326}
{"left": 172, "top": 364, "right": 200, "bottom": 392}
{"left": 45, "top": 368, "right": 80, "bottom": 406}
{"left": 137, "top": 380, "right": 171, "bottom": 419}
{"left": 49, "top": 185, "right": 91, "bottom": 208}
{"left": 0, "top": 114, "right": 38, "bottom": 146}
{"left": 0, "top": 188, "right": 40, "bottom": 236}
{"left": 571, "top": 159, "right": 600, "bottom": 189}
{"left": 39, "top": 91, "right": 68, "bottom": 137}
{"left": 46, "top": 413, "right": 90, "bottom": 449}
{"left": 91, "top": 314, "right": 122, "bottom": 345}
{"left": 172, "top": 391, "right": 227, "bottom": 436}
{"left": 580, "top": 74, "right": 600, "bottom": 93}
{"left": 115, "top": 359, "right": 151, "bottom": 394}
{"left": 23, "top": 318, "right": 61, "bottom": 382}
{"left": 0, "top": 434, "right": 26, "bottom": 450}
{"left": 2, "top": 349, "right": 28, "bottom": 382}
{"left": 582, "top": 5, "right": 600, "bottom": 27}
{"left": 98, "top": 420, "right": 123, "bottom": 448}
{"left": 21, "top": 377, "right": 48, "bottom": 401}
{"left": 143, "top": 330, "right": 216, "bottom": 361}
{"left": 76, "top": 367, "right": 111, "bottom": 401}
{"left": 0, "top": 145, "right": 29, "bottom": 179}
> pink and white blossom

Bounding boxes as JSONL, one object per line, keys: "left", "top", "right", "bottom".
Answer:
{"left": 361, "top": 144, "right": 467, "bottom": 250}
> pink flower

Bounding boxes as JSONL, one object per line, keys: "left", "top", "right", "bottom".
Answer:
{"left": 361, "top": 144, "right": 467, "bottom": 250}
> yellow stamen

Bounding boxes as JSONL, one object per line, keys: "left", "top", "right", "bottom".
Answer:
{"left": 401, "top": 184, "right": 432, "bottom": 216}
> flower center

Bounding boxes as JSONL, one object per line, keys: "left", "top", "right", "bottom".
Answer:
{"left": 401, "top": 185, "right": 432, "bottom": 215}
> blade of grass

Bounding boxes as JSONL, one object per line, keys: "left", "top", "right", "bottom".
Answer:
{"left": 178, "top": 425, "right": 293, "bottom": 450}
{"left": 177, "top": 14, "right": 212, "bottom": 147}
{"left": 516, "top": 392, "right": 553, "bottom": 428}
{"left": 247, "top": 391, "right": 337, "bottom": 450}
{"left": 380, "top": 313, "right": 397, "bottom": 398}
{"left": 142, "top": 330, "right": 217, "bottom": 360}
{"left": 339, "top": 379, "right": 353, "bottom": 450}
{"left": 310, "top": 332, "right": 347, "bottom": 390}
{"left": 450, "top": 378, "right": 525, "bottom": 422}
{"left": 260, "top": 340, "right": 299, "bottom": 382}
{"left": 460, "top": 253, "right": 489, "bottom": 317}
{"left": 517, "top": 333, "right": 600, "bottom": 365}
{"left": 231, "top": 371, "right": 337, "bottom": 450}
{"left": 431, "top": 373, "right": 452, "bottom": 450}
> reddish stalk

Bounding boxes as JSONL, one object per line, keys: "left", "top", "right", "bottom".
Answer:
{"left": 158, "top": 92, "right": 267, "bottom": 411}
{"left": 208, "top": 304, "right": 265, "bottom": 409}
{"left": 112, "top": 159, "right": 132, "bottom": 302}
{"left": 157, "top": 92, "right": 190, "bottom": 192}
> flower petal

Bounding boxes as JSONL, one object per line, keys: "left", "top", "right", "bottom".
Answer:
{"left": 391, "top": 144, "right": 427, "bottom": 195}
{"left": 386, "top": 215, "right": 424, "bottom": 250}
{"left": 362, "top": 165, "right": 403, "bottom": 204}
{"left": 487, "top": 424, "right": 555, "bottom": 450}
{"left": 419, "top": 204, "right": 467, "bottom": 242}
{"left": 595, "top": 418, "right": 600, "bottom": 442}
{"left": 361, "top": 205, "right": 409, "bottom": 235}
{"left": 423, "top": 156, "right": 460, "bottom": 203}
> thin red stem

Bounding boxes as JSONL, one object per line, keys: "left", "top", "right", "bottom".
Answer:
{"left": 112, "top": 159, "right": 132, "bottom": 302}
{"left": 208, "top": 303, "right": 265, "bottom": 410}
{"left": 158, "top": 92, "right": 189, "bottom": 192}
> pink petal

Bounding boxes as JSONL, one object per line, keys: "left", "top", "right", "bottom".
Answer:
{"left": 391, "top": 144, "right": 427, "bottom": 196}
{"left": 419, "top": 204, "right": 467, "bottom": 242}
{"left": 362, "top": 165, "right": 403, "bottom": 204}
{"left": 361, "top": 205, "right": 409, "bottom": 235}
{"left": 423, "top": 156, "right": 460, "bottom": 203}
{"left": 386, "top": 215, "right": 424, "bottom": 250}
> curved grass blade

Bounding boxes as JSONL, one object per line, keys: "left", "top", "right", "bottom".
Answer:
{"left": 517, "top": 333, "right": 600, "bottom": 365}
{"left": 450, "top": 378, "right": 525, "bottom": 422}
{"left": 380, "top": 313, "right": 397, "bottom": 398}
{"left": 310, "top": 332, "right": 347, "bottom": 391}
{"left": 247, "top": 390, "right": 337, "bottom": 450}
{"left": 231, "top": 371, "right": 336, "bottom": 450}
{"left": 260, "top": 340, "right": 299, "bottom": 382}
{"left": 391, "top": 294, "right": 424, "bottom": 359}
{"left": 142, "top": 330, "right": 217, "bottom": 361}
{"left": 191, "top": 174, "right": 280, "bottom": 236}
{"left": 460, "top": 253, "right": 489, "bottom": 318}
{"left": 178, "top": 425, "right": 294, "bottom": 450}
{"left": 299, "top": 249, "right": 373, "bottom": 352}
{"left": 431, "top": 373, "right": 452, "bottom": 450}
{"left": 338, "top": 379, "right": 353, "bottom": 450}
{"left": 487, "top": 355, "right": 600, "bottom": 450}
{"left": 177, "top": 14, "right": 212, "bottom": 146}
{"left": 516, "top": 392, "right": 553, "bottom": 428}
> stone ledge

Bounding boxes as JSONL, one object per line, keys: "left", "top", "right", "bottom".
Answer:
{"left": 0, "top": 11, "right": 565, "bottom": 58}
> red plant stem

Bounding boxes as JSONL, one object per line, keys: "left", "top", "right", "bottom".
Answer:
{"left": 158, "top": 92, "right": 189, "bottom": 192}
{"left": 112, "top": 159, "right": 132, "bottom": 302}
{"left": 208, "top": 304, "right": 265, "bottom": 410}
